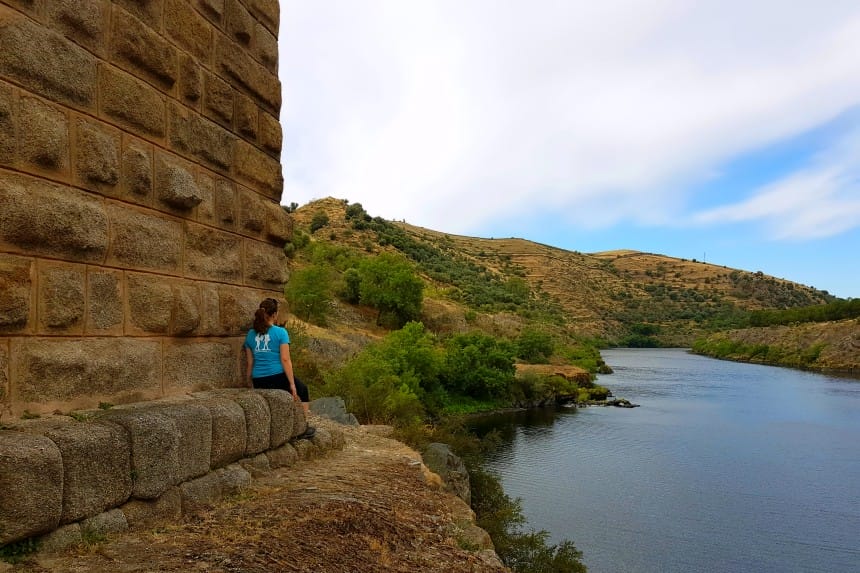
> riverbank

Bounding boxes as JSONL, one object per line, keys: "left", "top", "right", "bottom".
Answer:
{"left": 691, "top": 319, "right": 860, "bottom": 373}
{"left": 2, "top": 416, "right": 507, "bottom": 573}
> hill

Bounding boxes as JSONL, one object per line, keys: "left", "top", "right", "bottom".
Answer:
{"left": 289, "top": 197, "right": 833, "bottom": 349}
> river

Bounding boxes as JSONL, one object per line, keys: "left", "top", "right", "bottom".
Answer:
{"left": 472, "top": 348, "right": 860, "bottom": 573}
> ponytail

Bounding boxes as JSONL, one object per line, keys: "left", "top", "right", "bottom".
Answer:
{"left": 253, "top": 298, "right": 279, "bottom": 334}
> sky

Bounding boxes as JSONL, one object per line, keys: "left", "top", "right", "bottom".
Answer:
{"left": 277, "top": 0, "right": 860, "bottom": 299}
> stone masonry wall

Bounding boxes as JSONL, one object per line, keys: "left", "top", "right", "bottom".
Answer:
{"left": 0, "top": 0, "right": 291, "bottom": 417}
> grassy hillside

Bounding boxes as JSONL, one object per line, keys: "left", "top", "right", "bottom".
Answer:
{"left": 289, "top": 197, "right": 833, "bottom": 351}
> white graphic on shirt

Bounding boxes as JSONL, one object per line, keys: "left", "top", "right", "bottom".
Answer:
{"left": 254, "top": 333, "right": 271, "bottom": 352}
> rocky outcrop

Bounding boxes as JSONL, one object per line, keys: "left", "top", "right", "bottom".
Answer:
{"left": 422, "top": 442, "right": 471, "bottom": 505}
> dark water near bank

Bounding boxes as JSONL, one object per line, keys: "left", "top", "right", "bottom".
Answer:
{"left": 473, "top": 349, "right": 860, "bottom": 573}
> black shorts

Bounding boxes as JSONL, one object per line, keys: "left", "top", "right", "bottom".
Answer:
{"left": 252, "top": 372, "right": 310, "bottom": 402}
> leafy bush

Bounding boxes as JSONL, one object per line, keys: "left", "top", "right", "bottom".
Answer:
{"left": 516, "top": 328, "right": 555, "bottom": 363}
{"left": 284, "top": 264, "right": 334, "bottom": 325}
{"left": 442, "top": 332, "right": 516, "bottom": 399}
{"left": 309, "top": 211, "right": 330, "bottom": 233}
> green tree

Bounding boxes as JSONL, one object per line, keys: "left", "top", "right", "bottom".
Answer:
{"left": 309, "top": 211, "right": 329, "bottom": 233}
{"left": 341, "top": 267, "right": 362, "bottom": 304}
{"left": 516, "top": 328, "right": 554, "bottom": 363}
{"left": 358, "top": 253, "right": 424, "bottom": 327}
{"left": 284, "top": 264, "right": 333, "bottom": 325}
{"left": 443, "top": 332, "right": 516, "bottom": 399}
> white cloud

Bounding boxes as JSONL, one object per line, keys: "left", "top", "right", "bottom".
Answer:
{"left": 278, "top": 0, "right": 860, "bottom": 236}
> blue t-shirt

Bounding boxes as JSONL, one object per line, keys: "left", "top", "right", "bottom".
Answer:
{"left": 244, "top": 325, "right": 290, "bottom": 378}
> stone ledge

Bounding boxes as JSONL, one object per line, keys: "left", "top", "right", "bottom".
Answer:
{"left": 0, "top": 391, "right": 345, "bottom": 550}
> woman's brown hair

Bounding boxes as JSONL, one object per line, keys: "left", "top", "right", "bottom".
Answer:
{"left": 253, "top": 298, "right": 278, "bottom": 334}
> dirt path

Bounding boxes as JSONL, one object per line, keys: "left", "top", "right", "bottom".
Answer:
{"left": 7, "top": 419, "right": 507, "bottom": 573}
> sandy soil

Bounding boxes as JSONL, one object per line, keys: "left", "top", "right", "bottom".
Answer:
{"left": 6, "top": 419, "right": 507, "bottom": 573}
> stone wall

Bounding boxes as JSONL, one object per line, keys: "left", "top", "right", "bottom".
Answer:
{"left": 0, "top": 0, "right": 291, "bottom": 417}
{"left": 0, "top": 389, "right": 344, "bottom": 549}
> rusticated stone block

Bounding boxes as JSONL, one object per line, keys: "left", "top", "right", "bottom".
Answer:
{"left": 113, "top": 0, "right": 164, "bottom": 29}
{"left": 215, "top": 34, "right": 280, "bottom": 112}
{"left": 259, "top": 109, "right": 282, "bottom": 155}
{"left": 238, "top": 185, "right": 265, "bottom": 235}
{"left": 40, "top": 421, "right": 134, "bottom": 524}
{"left": 179, "top": 53, "right": 202, "bottom": 106}
{"left": 225, "top": 0, "right": 252, "bottom": 45}
{"left": 291, "top": 401, "right": 308, "bottom": 439}
{"left": 10, "top": 338, "right": 162, "bottom": 402}
{"left": 266, "top": 442, "right": 298, "bottom": 469}
{"left": 0, "top": 175, "right": 109, "bottom": 262}
{"left": 195, "top": 171, "right": 217, "bottom": 223}
{"left": 86, "top": 268, "right": 124, "bottom": 333}
{"left": 215, "top": 177, "right": 238, "bottom": 228}
{"left": 218, "top": 285, "right": 258, "bottom": 334}
{"left": 80, "top": 509, "right": 128, "bottom": 537}
{"left": 158, "top": 401, "right": 213, "bottom": 482}
{"left": 235, "top": 92, "right": 257, "bottom": 138}
{"left": 0, "top": 254, "right": 32, "bottom": 334}
{"left": 265, "top": 200, "right": 292, "bottom": 244}
{"left": 238, "top": 452, "right": 270, "bottom": 477}
{"left": 255, "top": 389, "right": 295, "bottom": 448}
{"left": 120, "top": 136, "right": 154, "bottom": 203}
{"left": 184, "top": 223, "right": 242, "bottom": 282}
{"left": 0, "top": 431, "right": 63, "bottom": 545}
{"left": 244, "top": 239, "right": 289, "bottom": 289}
{"left": 247, "top": 0, "right": 279, "bottom": 35}
{"left": 100, "top": 64, "right": 166, "bottom": 138}
{"left": 44, "top": 0, "right": 109, "bottom": 55}
{"left": 111, "top": 7, "right": 178, "bottom": 89}
{"left": 74, "top": 117, "right": 121, "bottom": 194}
{"left": 0, "top": 339, "right": 8, "bottom": 402}
{"left": 178, "top": 470, "right": 222, "bottom": 514}
{"left": 196, "top": 283, "right": 223, "bottom": 335}
{"left": 99, "top": 408, "right": 181, "bottom": 500}
{"left": 165, "top": 0, "right": 212, "bottom": 61}
{"left": 171, "top": 283, "right": 202, "bottom": 335}
{"left": 234, "top": 139, "right": 282, "bottom": 200}
{"left": 232, "top": 391, "right": 270, "bottom": 455}
{"left": 198, "top": 0, "right": 224, "bottom": 27}
{"left": 18, "top": 95, "right": 69, "bottom": 174}
{"left": 127, "top": 272, "right": 172, "bottom": 334}
{"left": 255, "top": 23, "right": 278, "bottom": 73}
{"left": 2, "top": 0, "right": 38, "bottom": 17}
{"left": 168, "top": 102, "right": 235, "bottom": 171}
{"left": 292, "top": 438, "right": 319, "bottom": 461}
{"left": 107, "top": 204, "right": 181, "bottom": 272}
{"left": 0, "top": 81, "right": 14, "bottom": 165}
{"left": 204, "top": 70, "right": 233, "bottom": 127}
{"left": 37, "top": 523, "right": 82, "bottom": 555}
{"left": 0, "top": 8, "right": 98, "bottom": 108}
{"left": 164, "top": 340, "right": 237, "bottom": 390}
{"left": 122, "top": 487, "right": 182, "bottom": 529}
{"left": 310, "top": 427, "right": 334, "bottom": 451}
{"left": 154, "top": 151, "right": 203, "bottom": 212}
{"left": 193, "top": 392, "right": 247, "bottom": 468}
{"left": 38, "top": 261, "right": 85, "bottom": 333}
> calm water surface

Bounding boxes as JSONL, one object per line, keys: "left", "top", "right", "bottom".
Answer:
{"left": 474, "top": 349, "right": 860, "bottom": 573}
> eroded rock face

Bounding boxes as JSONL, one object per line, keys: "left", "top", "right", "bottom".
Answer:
{"left": 0, "top": 0, "right": 289, "bottom": 417}
{"left": 422, "top": 442, "right": 471, "bottom": 505}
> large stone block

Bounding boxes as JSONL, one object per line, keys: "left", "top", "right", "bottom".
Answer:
{"left": 266, "top": 442, "right": 298, "bottom": 469}
{"left": 203, "top": 70, "right": 233, "bottom": 127}
{"left": 259, "top": 109, "right": 282, "bottom": 156}
{"left": 265, "top": 200, "right": 292, "bottom": 244}
{"left": 158, "top": 401, "right": 213, "bottom": 483}
{"left": 178, "top": 52, "right": 202, "bottom": 106}
{"left": 235, "top": 92, "right": 257, "bottom": 139}
{"left": 80, "top": 508, "right": 128, "bottom": 537}
{"left": 154, "top": 151, "right": 203, "bottom": 213}
{"left": 291, "top": 401, "right": 308, "bottom": 439}
{"left": 232, "top": 391, "right": 270, "bottom": 455}
{"left": 170, "top": 283, "right": 202, "bottom": 335}
{"left": 86, "top": 268, "right": 124, "bottom": 334}
{"left": 127, "top": 272, "right": 173, "bottom": 334}
{"left": 111, "top": 7, "right": 178, "bottom": 90}
{"left": 217, "top": 463, "right": 252, "bottom": 496}
{"left": 37, "top": 261, "right": 85, "bottom": 333}
{"left": 178, "top": 470, "right": 222, "bottom": 515}
{"left": 121, "top": 487, "right": 182, "bottom": 529}
{"left": 234, "top": 139, "right": 282, "bottom": 200}
{"left": 99, "top": 408, "right": 181, "bottom": 500}
{"left": 225, "top": 0, "right": 253, "bottom": 46}
{"left": 193, "top": 392, "right": 247, "bottom": 469}
{"left": 0, "top": 431, "right": 63, "bottom": 545}
{"left": 120, "top": 135, "right": 154, "bottom": 203}
{"left": 165, "top": 0, "right": 212, "bottom": 61}
{"left": 255, "top": 23, "right": 278, "bottom": 74}
{"left": 214, "top": 177, "right": 238, "bottom": 229}
{"left": 113, "top": 0, "right": 164, "bottom": 29}
{"left": 74, "top": 117, "right": 121, "bottom": 195}
{"left": 244, "top": 239, "right": 289, "bottom": 289}
{"left": 0, "top": 81, "right": 14, "bottom": 166}
{"left": 168, "top": 102, "right": 235, "bottom": 171}
{"left": 18, "top": 95, "right": 69, "bottom": 175}
{"left": 196, "top": 283, "right": 224, "bottom": 335}
{"left": 107, "top": 204, "right": 182, "bottom": 272}
{"left": 10, "top": 338, "right": 162, "bottom": 403}
{"left": 215, "top": 34, "right": 280, "bottom": 112}
{"left": 255, "top": 389, "right": 295, "bottom": 448}
{"left": 238, "top": 185, "right": 265, "bottom": 235}
{"left": 246, "top": 0, "right": 279, "bottom": 35}
{"left": 44, "top": 0, "right": 109, "bottom": 56}
{"left": 0, "top": 254, "right": 32, "bottom": 334}
{"left": 197, "top": 0, "right": 224, "bottom": 27}
{"left": 0, "top": 175, "right": 109, "bottom": 262}
{"left": 217, "top": 285, "right": 259, "bottom": 334}
{"left": 0, "top": 339, "right": 8, "bottom": 403}
{"left": 164, "top": 340, "right": 237, "bottom": 389}
{"left": 100, "top": 64, "right": 166, "bottom": 138}
{"left": 184, "top": 222, "right": 242, "bottom": 282}
{"left": 0, "top": 8, "right": 98, "bottom": 108}
{"left": 40, "top": 421, "right": 134, "bottom": 524}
